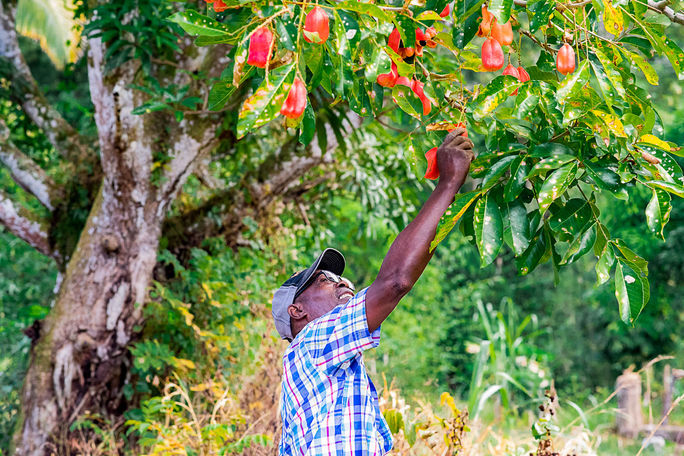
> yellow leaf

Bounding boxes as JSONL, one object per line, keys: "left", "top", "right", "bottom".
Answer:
{"left": 602, "top": 0, "right": 623, "bottom": 36}
{"left": 638, "top": 134, "right": 671, "bottom": 151}
{"left": 591, "top": 110, "right": 627, "bottom": 138}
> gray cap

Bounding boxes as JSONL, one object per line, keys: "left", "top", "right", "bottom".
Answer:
{"left": 272, "top": 248, "right": 345, "bottom": 341}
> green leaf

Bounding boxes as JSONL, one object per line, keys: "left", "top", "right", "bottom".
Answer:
{"left": 507, "top": 200, "right": 531, "bottom": 256}
{"left": 473, "top": 76, "right": 521, "bottom": 120}
{"left": 474, "top": 193, "right": 504, "bottom": 267}
{"left": 416, "top": 10, "right": 444, "bottom": 21}
{"left": 662, "top": 36, "right": 684, "bottom": 80}
{"left": 561, "top": 223, "right": 596, "bottom": 265}
{"left": 337, "top": 0, "right": 391, "bottom": 22}
{"left": 645, "top": 180, "right": 684, "bottom": 198}
{"left": 584, "top": 162, "right": 627, "bottom": 199}
{"left": 431, "top": 191, "right": 481, "bottom": 251}
{"left": 383, "top": 409, "right": 405, "bottom": 435}
{"left": 481, "top": 155, "right": 516, "bottom": 191}
{"left": 590, "top": 57, "right": 618, "bottom": 108}
{"left": 167, "top": 11, "right": 232, "bottom": 36}
{"left": 503, "top": 155, "right": 529, "bottom": 201}
{"left": 548, "top": 198, "right": 593, "bottom": 238}
{"left": 596, "top": 48, "right": 626, "bottom": 98}
{"left": 527, "top": 155, "right": 576, "bottom": 178}
{"left": 595, "top": 242, "right": 615, "bottom": 285}
{"left": 645, "top": 188, "right": 671, "bottom": 239}
{"left": 556, "top": 61, "right": 590, "bottom": 104}
{"left": 528, "top": 0, "right": 556, "bottom": 33}
{"left": 298, "top": 103, "right": 316, "bottom": 146}
{"left": 488, "top": 0, "right": 513, "bottom": 23}
{"left": 516, "top": 231, "right": 546, "bottom": 275}
{"left": 624, "top": 50, "right": 658, "bottom": 85}
{"left": 612, "top": 239, "right": 648, "bottom": 273}
{"left": 384, "top": 46, "right": 414, "bottom": 77}
{"left": 537, "top": 162, "right": 578, "bottom": 214}
{"left": 208, "top": 66, "right": 254, "bottom": 110}
{"left": 391, "top": 85, "right": 422, "bottom": 118}
{"left": 236, "top": 63, "right": 295, "bottom": 138}
{"left": 615, "top": 259, "right": 649, "bottom": 325}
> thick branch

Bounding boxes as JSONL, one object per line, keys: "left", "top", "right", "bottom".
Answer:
{"left": 0, "top": 190, "right": 54, "bottom": 257}
{"left": 0, "top": 2, "right": 92, "bottom": 163}
{"left": 0, "top": 120, "right": 62, "bottom": 210}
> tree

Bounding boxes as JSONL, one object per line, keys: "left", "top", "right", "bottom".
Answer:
{"left": 0, "top": 0, "right": 682, "bottom": 454}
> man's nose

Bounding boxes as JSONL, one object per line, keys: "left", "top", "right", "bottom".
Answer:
{"left": 338, "top": 277, "right": 354, "bottom": 290}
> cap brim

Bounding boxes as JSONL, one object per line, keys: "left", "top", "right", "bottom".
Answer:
{"left": 294, "top": 248, "right": 345, "bottom": 298}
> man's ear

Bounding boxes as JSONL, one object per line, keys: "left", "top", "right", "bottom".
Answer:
{"left": 288, "top": 302, "right": 307, "bottom": 322}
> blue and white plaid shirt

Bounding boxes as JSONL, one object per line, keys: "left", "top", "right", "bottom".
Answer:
{"left": 278, "top": 287, "right": 393, "bottom": 455}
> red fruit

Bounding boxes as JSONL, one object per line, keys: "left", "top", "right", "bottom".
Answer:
{"left": 477, "top": 5, "right": 495, "bottom": 37}
{"left": 447, "top": 122, "right": 468, "bottom": 137}
{"left": 388, "top": 28, "right": 401, "bottom": 53}
{"left": 377, "top": 62, "right": 398, "bottom": 88}
{"left": 411, "top": 79, "right": 431, "bottom": 116}
{"left": 556, "top": 43, "right": 576, "bottom": 75}
{"left": 440, "top": 4, "right": 450, "bottom": 17}
{"left": 396, "top": 76, "right": 412, "bottom": 87}
{"left": 211, "top": 0, "right": 228, "bottom": 12}
{"left": 491, "top": 20, "right": 513, "bottom": 46}
{"left": 425, "top": 147, "right": 439, "bottom": 180}
{"left": 517, "top": 66, "right": 530, "bottom": 83}
{"left": 481, "top": 38, "right": 504, "bottom": 71}
{"left": 425, "top": 26, "right": 437, "bottom": 39}
{"left": 280, "top": 78, "right": 307, "bottom": 119}
{"left": 303, "top": 7, "right": 329, "bottom": 44}
{"left": 247, "top": 27, "right": 274, "bottom": 68}
{"left": 502, "top": 64, "right": 520, "bottom": 95}
{"left": 416, "top": 29, "right": 428, "bottom": 47}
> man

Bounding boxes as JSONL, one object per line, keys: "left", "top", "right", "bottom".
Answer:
{"left": 271, "top": 128, "right": 474, "bottom": 455}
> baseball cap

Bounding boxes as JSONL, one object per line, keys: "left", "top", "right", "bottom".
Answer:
{"left": 272, "top": 248, "right": 345, "bottom": 341}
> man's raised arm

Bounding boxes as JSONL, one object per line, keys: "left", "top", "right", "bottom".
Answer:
{"left": 365, "top": 128, "right": 474, "bottom": 332}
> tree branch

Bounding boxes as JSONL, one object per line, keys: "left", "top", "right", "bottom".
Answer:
{"left": 0, "top": 120, "right": 62, "bottom": 210}
{"left": 513, "top": 0, "right": 683, "bottom": 24}
{"left": 0, "top": 2, "right": 92, "bottom": 163}
{"left": 0, "top": 190, "right": 54, "bottom": 258}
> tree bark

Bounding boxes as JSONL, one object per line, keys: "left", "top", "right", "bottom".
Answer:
{"left": 9, "top": 33, "right": 219, "bottom": 455}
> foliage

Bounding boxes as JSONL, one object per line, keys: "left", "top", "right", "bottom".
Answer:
{"left": 169, "top": 0, "right": 684, "bottom": 325}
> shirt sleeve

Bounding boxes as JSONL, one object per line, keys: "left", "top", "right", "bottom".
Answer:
{"left": 303, "top": 287, "right": 381, "bottom": 375}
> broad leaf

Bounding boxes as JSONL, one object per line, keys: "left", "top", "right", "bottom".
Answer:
{"left": 537, "top": 162, "right": 578, "bottom": 214}
{"left": 645, "top": 180, "right": 684, "bottom": 198}
{"left": 506, "top": 200, "right": 531, "bottom": 256}
{"left": 602, "top": 0, "right": 623, "bottom": 36}
{"left": 556, "top": 61, "right": 590, "bottom": 104}
{"left": 236, "top": 64, "right": 295, "bottom": 138}
{"left": 488, "top": 0, "right": 513, "bottom": 23}
{"left": 645, "top": 188, "right": 671, "bottom": 239}
{"left": 503, "top": 155, "right": 529, "bottom": 201}
{"left": 615, "top": 259, "right": 649, "bottom": 325}
{"left": 481, "top": 155, "right": 517, "bottom": 191}
{"left": 473, "top": 76, "right": 521, "bottom": 120}
{"left": 548, "top": 198, "right": 593, "bottom": 238}
{"left": 595, "top": 243, "right": 615, "bottom": 285}
{"left": 561, "top": 223, "right": 596, "bottom": 265}
{"left": 167, "top": 11, "right": 233, "bottom": 36}
{"left": 528, "top": 0, "right": 555, "bottom": 33}
{"left": 431, "top": 191, "right": 481, "bottom": 251}
{"left": 474, "top": 193, "right": 504, "bottom": 267}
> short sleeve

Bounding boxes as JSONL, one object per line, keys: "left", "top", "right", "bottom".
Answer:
{"left": 302, "top": 287, "right": 381, "bottom": 375}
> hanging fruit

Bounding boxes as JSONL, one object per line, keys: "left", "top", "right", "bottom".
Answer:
{"left": 517, "top": 66, "right": 530, "bottom": 83}
{"left": 556, "top": 43, "right": 576, "bottom": 75}
{"left": 502, "top": 64, "right": 520, "bottom": 95}
{"left": 477, "top": 5, "right": 495, "bottom": 37}
{"left": 377, "top": 62, "right": 398, "bottom": 88}
{"left": 303, "top": 6, "right": 330, "bottom": 44}
{"left": 425, "top": 27, "right": 438, "bottom": 48}
{"left": 388, "top": 28, "right": 401, "bottom": 53}
{"left": 440, "top": 4, "right": 450, "bottom": 18}
{"left": 481, "top": 38, "right": 504, "bottom": 71}
{"left": 491, "top": 20, "right": 513, "bottom": 46}
{"left": 247, "top": 27, "right": 274, "bottom": 68}
{"left": 411, "top": 79, "right": 431, "bottom": 116}
{"left": 280, "top": 78, "right": 307, "bottom": 119}
{"left": 396, "top": 76, "right": 412, "bottom": 87}
{"left": 425, "top": 147, "right": 440, "bottom": 180}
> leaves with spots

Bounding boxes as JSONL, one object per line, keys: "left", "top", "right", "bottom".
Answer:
{"left": 528, "top": 0, "right": 556, "bottom": 33}
{"left": 236, "top": 63, "right": 295, "bottom": 138}
{"left": 615, "top": 258, "right": 649, "bottom": 326}
{"left": 430, "top": 191, "right": 480, "bottom": 252}
{"left": 537, "top": 162, "right": 578, "bottom": 214}
{"left": 487, "top": 0, "right": 514, "bottom": 23}
{"left": 645, "top": 188, "right": 672, "bottom": 240}
{"left": 645, "top": 180, "right": 684, "bottom": 198}
{"left": 561, "top": 223, "right": 596, "bottom": 265}
{"left": 167, "top": 11, "right": 235, "bottom": 37}
{"left": 505, "top": 200, "right": 531, "bottom": 256}
{"left": 527, "top": 155, "right": 576, "bottom": 179}
{"left": 481, "top": 155, "right": 517, "bottom": 191}
{"left": 503, "top": 155, "right": 529, "bottom": 201}
{"left": 556, "top": 61, "right": 590, "bottom": 104}
{"left": 548, "top": 198, "right": 593, "bottom": 240}
{"left": 473, "top": 76, "right": 521, "bottom": 120}
{"left": 623, "top": 50, "right": 658, "bottom": 85}
{"left": 602, "top": 0, "right": 623, "bottom": 36}
{"left": 474, "top": 193, "right": 504, "bottom": 267}
{"left": 661, "top": 37, "right": 684, "bottom": 80}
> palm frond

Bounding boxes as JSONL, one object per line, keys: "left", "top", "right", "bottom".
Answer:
{"left": 15, "top": 0, "right": 83, "bottom": 69}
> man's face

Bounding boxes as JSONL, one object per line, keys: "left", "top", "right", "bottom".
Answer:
{"left": 294, "top": 270, "right": 355, "bottom": 321}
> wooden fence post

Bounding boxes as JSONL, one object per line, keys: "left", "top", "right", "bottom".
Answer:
{"left": 616, "top": 371, "right": 643, "bottom": 439}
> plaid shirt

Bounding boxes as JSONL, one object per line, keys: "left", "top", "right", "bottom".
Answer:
{"left": 278, "top": 287, "right": 393, "bottom": 455}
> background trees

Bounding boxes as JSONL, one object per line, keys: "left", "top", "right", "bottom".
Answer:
{"left": 0, "top": 0, "right": 682, "bottom": 454}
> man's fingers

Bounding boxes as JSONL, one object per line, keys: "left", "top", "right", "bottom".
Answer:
{"left": 446, "top": 136, "right": 473, "bottom": 149}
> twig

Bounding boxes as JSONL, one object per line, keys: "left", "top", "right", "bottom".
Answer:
{"left": 635, "top": 393, "right": 684, "bottom": 456}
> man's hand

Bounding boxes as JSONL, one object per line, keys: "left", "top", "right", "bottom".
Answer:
{"left": 436, "top": 128, "right": 474, "bottom": 187}
{"left": 365, "top": 129, "right": 475, "bottom": 333}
